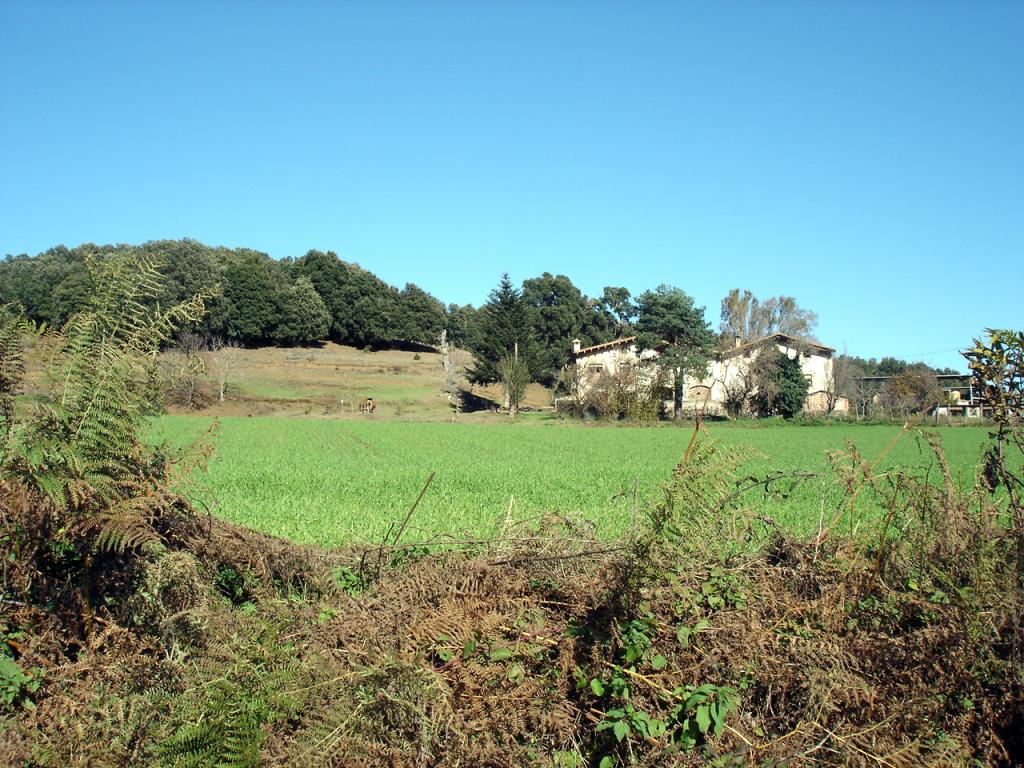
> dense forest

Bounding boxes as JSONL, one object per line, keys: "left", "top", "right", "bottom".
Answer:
{"left": 0, "top": 240, "right": 634, "bottom": 385}
{"left": 0, "top": 241, "right": 447, "bottom": 350}
{"left": 1, "top": 240, "right": 960, "bottom": 397}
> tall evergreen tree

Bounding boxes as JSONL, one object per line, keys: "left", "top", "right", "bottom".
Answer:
{"left": 776, "top": 353, "right": 810, "bottom": 418}
{"left": 468, "top": 274, "right": 538, "bottom": 386}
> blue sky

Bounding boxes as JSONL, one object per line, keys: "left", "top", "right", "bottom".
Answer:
{"left": 2, "top": 1, "right": 1021, "bottom": 371}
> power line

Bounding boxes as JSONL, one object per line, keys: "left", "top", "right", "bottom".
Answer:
{"left": 884, "top": 346, "right": 962, "bottom": 360}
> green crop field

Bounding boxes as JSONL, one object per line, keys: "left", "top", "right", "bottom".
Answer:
{"left": 153, "top": 416, "right": 995, "bottom": 548}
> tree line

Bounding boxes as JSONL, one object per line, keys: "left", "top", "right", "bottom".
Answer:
{"left": 1, "top": 239, "right": 960, "bottom": 418}
{"left": 0, "top": 241, "right": 446, "bottom": 349}
{"left": 0, "top": 240, "right": 689, "bottom": 385}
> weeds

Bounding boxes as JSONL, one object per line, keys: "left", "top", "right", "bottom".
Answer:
{"left": 1, "top": 288, "right": 1022, "bottom": 766}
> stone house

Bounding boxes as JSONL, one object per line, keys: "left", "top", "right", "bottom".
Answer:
{"left": 569, "top": 332, "right": 849, "bottom": 417}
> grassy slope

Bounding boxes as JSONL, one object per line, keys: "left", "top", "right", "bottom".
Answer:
{"left": 174, "top": 341, "right": 551, "bottom": 420}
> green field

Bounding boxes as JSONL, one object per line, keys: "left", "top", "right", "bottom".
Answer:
{"left": 153, "top": 416, "right": 994, "bottom": 547}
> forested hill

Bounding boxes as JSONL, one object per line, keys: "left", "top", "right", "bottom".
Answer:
{"left": 1, "top": 240, "right": 960, "bottom": 388}
{"left": 0, "top": 240, "right": 628, "bottom": 384}
{"left": 0, "top": 240, "right": 457, "bottom": 350}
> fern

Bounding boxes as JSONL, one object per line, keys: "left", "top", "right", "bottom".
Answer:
{"left": 0, "top": 253, "right": 206, "bottom": 637}
{"left": 157, "top": 676, "right": 275, "bottom": 767}
{"left": 158, "top": 721, "right": 224, "bottom": 767}
{"left": 0, "top": 304, "right": 39, "bottom": 456}
{"left": 4, "top": 254, "right": 203, "bottom": 531}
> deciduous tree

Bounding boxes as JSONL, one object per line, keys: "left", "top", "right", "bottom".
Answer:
{"left": 720, "top": 289, "right": 818, "bottom": 343}
{"left": 274, "top": 276, "right": 331, "bottom": 345}
{"left": 222, "top": 252, "right": 281, "bottom": 344}
{"left": 497, "top": 349, "right": 530, "bottom": 417}
{"left": 600, "top": 286, "right": 636, "bottom": 336}
{"left": 521, "top": 272, "right": 591, "bottom": 385}
{"left": 394, "top": 283, "right": 446, "bottom": 347}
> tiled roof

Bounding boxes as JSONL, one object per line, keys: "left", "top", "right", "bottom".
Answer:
{"left": 573, "top": 332, "right": 833, "bottom": 360}
{"left": 574, "top": 336, "right": 637, "bottom": 356}
{"left": 719, "top": 333, "right": 833, "bottom": 359}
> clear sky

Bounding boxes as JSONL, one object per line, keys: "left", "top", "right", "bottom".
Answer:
{"left": 2, "top": 1, "right": 1021, "bottom": 371}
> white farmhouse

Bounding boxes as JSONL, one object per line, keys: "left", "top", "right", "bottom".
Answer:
{"left": 569, "top": 332, "right": 849, "bottom": 417}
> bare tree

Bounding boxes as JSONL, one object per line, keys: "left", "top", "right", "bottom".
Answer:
{"left": 573, "top": 362, "right": 667, "bottom": 422}
{"left": 720, "top": 289, "right": 818, "bottom": 343}
{"left": 498, "top": 344, "right": 529, "bottom": 417}
{"left": 439, "top": 329, "right": 457, "bottom": 398}
{"left": 747, "top": 348, "right": 786, "bottom": 417}
{"left": 556, "top": 362, "right": 589, "bottom": 416}
{"left": 206, "top": 337, "right": 241, "bottom": 403}
{"left": 161, "top": 332, "right": 206, "bottom": 408}
{"left": 852, "top": 375, "right": 881, "bottom": 420}
{"left": 823, "top": 352, "right": 856, "bottom": 416}
{"left": 719, "top": 359, "right": 756, "bottom": 419}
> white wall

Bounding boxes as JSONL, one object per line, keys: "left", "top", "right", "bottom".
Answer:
{"left": 575, "top": 339, "right": 842, "bottom": 415}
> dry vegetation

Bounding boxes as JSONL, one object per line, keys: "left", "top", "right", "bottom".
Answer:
{"left": 2, "top": 266, "right": 1022, "bottom": 767}
{"left": 2, "top": 429, "right": 1023, "bottom": 767}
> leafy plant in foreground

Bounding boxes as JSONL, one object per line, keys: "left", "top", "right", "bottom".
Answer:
{"left": 964, "top": 329, "right": 1024, "bottom": 577}
{"left": 1, "top": 253, "right": 204, "bottom": 621}
{"left": 0, "top": 656, "right": 42, "bottom": 711}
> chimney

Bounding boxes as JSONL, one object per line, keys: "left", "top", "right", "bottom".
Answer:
{"left": 572, "top": 338, "right": 582, "bottom": 354}
{"left": 733, "top": 334, "right": 741, "bottom": 349}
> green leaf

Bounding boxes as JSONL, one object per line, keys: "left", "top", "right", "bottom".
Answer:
{"left": 613, "top": 720, "right": 630, "bottom": 742}
{"left": 695, "top": 704, "right": 712, "bottom": 734}
{"left": 488, "top": 647, "right": 514, "bottom": 662}
{"left": 590, "top": 678, "right": 605, "bottom": 697}
{"left": 683, "top": 689, "right": 710, "bottom": 710}
{"left": 710, "top": 701, "right": 725, "bottom": 736}
{"left": 650, "top": 654, "right": 667, "bottom": 671}
{"left": 598, "top": 757, "right": 614, "bottom": 768}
